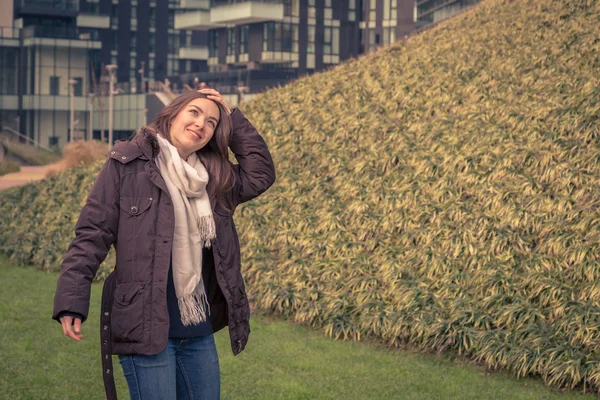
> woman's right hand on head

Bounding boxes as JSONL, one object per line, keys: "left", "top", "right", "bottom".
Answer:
{"left": 60, "top": 315, "right": 84, "bottom": 342}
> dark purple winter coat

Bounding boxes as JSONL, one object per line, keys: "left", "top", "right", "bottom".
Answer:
{"left": 52, "top": 107, "right": 276, "bottom": 398}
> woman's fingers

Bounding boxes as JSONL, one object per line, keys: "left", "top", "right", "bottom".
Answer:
{"left": 60, "top": 316, "right": 69, "bottom": 336}
{"left": 198, "top": 89, "right": 231, "bottom": 115}
{"left": 199, "top": 88, "right": 220, "bottom": 96}
{"left": 73, "top": 318, "right": 82, "bottom": 335}
{"left": 60, "top": 316, "right": 84, "bottom": 342}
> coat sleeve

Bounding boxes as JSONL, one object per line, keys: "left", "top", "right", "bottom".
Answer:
{"left": 228, "top": 107, "right": 276, "bottom": 209}
{"left": 52, "top": 157, "right": 121, "bottom": 324}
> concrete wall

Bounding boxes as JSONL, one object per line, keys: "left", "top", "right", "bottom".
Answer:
{"left": 34, "top": 110, "right": 69, "bottom": 148}
{"left": 35, "top": 46, "right": 89, "bottom": 96}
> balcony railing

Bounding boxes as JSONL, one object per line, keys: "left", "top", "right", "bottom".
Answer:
{"left": 22, "top": 25, "right": 99, "bottom": 41}
{"left": 210, "top": 0, "right": 281, "bottom": 6}
{"left": 77, "top": 13, "right": 111, "bottom": 29}
{"left": 17, "top": 0, "right": 78, "bottom": 12}
{"left": 210, "top": 0, "right": 284, "bottom": 25}
{"left": 180, "top": 0, "right": 210, "bottom": 9}
{"left": 175, "top": 10, "right": 227, "bottom": 30}
{"left": 179, "top": 46, "right": 209, "bottom": 60}
{"left": 416, "top": 0, "right": 480, "bottom": 19}
{"left": 0, "top": 27, "right": 20, "bottom": 39}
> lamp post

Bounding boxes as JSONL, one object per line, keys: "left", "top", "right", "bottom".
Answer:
{"left": 88, "top": 93, "right": 94, "bottom": 141}
{"left": 68, "top": 79, "right": 77, "bottom": 142}
{"left": 106, "top": 64, "right": 117, "bottom": 150}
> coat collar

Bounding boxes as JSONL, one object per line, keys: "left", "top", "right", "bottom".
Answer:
{"left": 130, "top": 127, "right": 160, "bottom": 161}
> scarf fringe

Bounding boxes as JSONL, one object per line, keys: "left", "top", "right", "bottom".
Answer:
{"left": 198, "top": 214, "right": 217, "bottom": 248}
{"left": 178, "top": 283, "right": 211, "bottom": 326}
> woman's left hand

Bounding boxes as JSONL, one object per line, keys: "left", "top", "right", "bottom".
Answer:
{"left": 199, "top": 88, "right": 232, "bottom": 116}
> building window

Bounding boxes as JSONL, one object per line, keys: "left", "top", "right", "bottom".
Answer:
{"left": 149, "top": 32, "right": 155, "bottom": 53}
{"left": 149, "top": 7, "right": 156, "bottom": 28}
{"left": 324, "top": 0, "right": 332, "bottom": 20}
{"left": 283, "top": 0, "right": 291, "bottom": 17}
{"left": 209, "top": 30, "right": 219, "bottom": 57}
{"left": 112, "top": 30, "right": 118, "bottom": 51}
{"left": 384, "top": 0, "right": 397, "bottom": 21}
{"left": 349, "top": 0, "right": 356, "bottom": 21}
{"left": 167, "top": 58, "right": 178, "bottom": 76}
{"left": 369, "top": 0, "right": 376, "bottom": 21}
{"left": 240, "top": 25, "right": 249, "bottom": 54}
{"left": 130, "top": 35, "right": 137, "bottom": 52}
{"left": 49, "top": 76, "right": 59, "bottom": 95}
{"left": 168, "top": 33, "right": 179, "bottom": 54}
{"left": 323, "top": 26, "right": 339, "bottom": 58}
{"left": 111, "top": 4, "right": 118, "bottom": 27}
{"left": 383, "top": 27, "right": 395, "bottom": 45}
{"left": 168, "top": 10, "right": 175, "bottom": 29}
{"left": 85, "top": 0, "right": 100, "bottom": 14}
{"left": 283, "top": 0, "right": 300, "bottom": 17}
{"left": 307, "top": 25, "right": 315, "bottom": 53}
{"left": 227, "top": 28, "right": 235, "bottom": 56}
{"left": 308, "top": 0, "right": 315, "bottom": 18}
{"left": 131, "top": 5, "right": 137, "bottom": 30}
{"left": 73, "top": 77, "right": 83, "bottom": 96}
{"left": 263, "top": 22, "right": 297, "bottom": 53}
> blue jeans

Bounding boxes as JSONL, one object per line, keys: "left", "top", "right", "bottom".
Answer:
{"left": 118, "top": 335, "right": 220, "bottom": 400}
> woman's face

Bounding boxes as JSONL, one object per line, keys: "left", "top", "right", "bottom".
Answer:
{"left": 169, "top": 97, "right": 220, "bottom": 160}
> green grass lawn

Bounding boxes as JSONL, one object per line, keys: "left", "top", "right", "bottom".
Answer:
{"left": 0, "top": 256, "right": 594, "bottom": 400}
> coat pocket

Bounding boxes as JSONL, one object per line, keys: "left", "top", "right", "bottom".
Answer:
{"left": 111, "top": 281, "right": 146, "bottom": 343}
{"left": 119, "top": 197, "right": 153, "bottom": 216}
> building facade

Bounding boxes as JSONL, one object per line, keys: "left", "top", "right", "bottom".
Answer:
{"left": 0, "top": 0, "right": 480, "bottom": 147}
{"left": 172, "top": 0, "right": 480, "bottom": 91}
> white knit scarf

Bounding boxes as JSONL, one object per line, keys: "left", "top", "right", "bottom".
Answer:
{"left": 154, "top": 133, "right": 216, "bottom": 326}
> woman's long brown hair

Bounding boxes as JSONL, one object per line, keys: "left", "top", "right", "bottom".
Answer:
{"left": 141, "top": 91, "right": 236, "bottom": 212}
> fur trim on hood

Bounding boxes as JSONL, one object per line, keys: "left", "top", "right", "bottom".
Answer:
{"left": 132, "top": 126, "right": 160, "bottom": 159}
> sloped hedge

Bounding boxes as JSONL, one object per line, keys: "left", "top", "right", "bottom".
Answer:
{"left": 0, "top": 159, "right": 20, "bottom": 176}
{"left": 2, "top": 0, "right": 600, "bottom": 392}
{"left": 0, "top": 161, "right": 115, "bottom": 280}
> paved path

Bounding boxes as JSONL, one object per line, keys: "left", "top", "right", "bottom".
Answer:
{"left": 0, "top": 166, "right": 51, "bottom": 191}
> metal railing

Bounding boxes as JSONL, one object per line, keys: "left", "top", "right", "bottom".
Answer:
{"left": 0, "top": 27, "right": 20, "bottom": 39}
{"left": 210, "top": 0, "right": 282, "bottom": 7}
{"left": 21, "top": 25, "right": 99, "bottom": 41}
{"left": 2, "top": 127, "right": 53, "bottom": 152}
{"left": 413, "top": 0, "right": 481, "bottom": 33}
{"left": 17, "top": 0, "right": 78, "bottom": 11}
{"left": 416, "top": 0, "right": 480, "bottom": 21}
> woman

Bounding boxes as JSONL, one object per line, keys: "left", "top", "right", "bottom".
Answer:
{"left": 52, "top": 88, "right": 276, "bottom": 400}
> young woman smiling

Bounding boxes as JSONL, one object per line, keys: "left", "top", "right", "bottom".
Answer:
{"left": 53, "top": 88, "right": 276, "bottom": 400}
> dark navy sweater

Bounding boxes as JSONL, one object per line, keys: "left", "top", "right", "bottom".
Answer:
{"left": 166, "top": 247, "right": 214, "bottom": 338}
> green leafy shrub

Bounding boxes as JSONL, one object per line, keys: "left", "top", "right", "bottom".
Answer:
{"left": 0, "top": 159, "right": 20, "bottom": 176}
{"left": 0, "top": 160, "right": 115, "bottom": 279}
{"left": 2, "top": 0, "right": 600, "bottom": 393}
